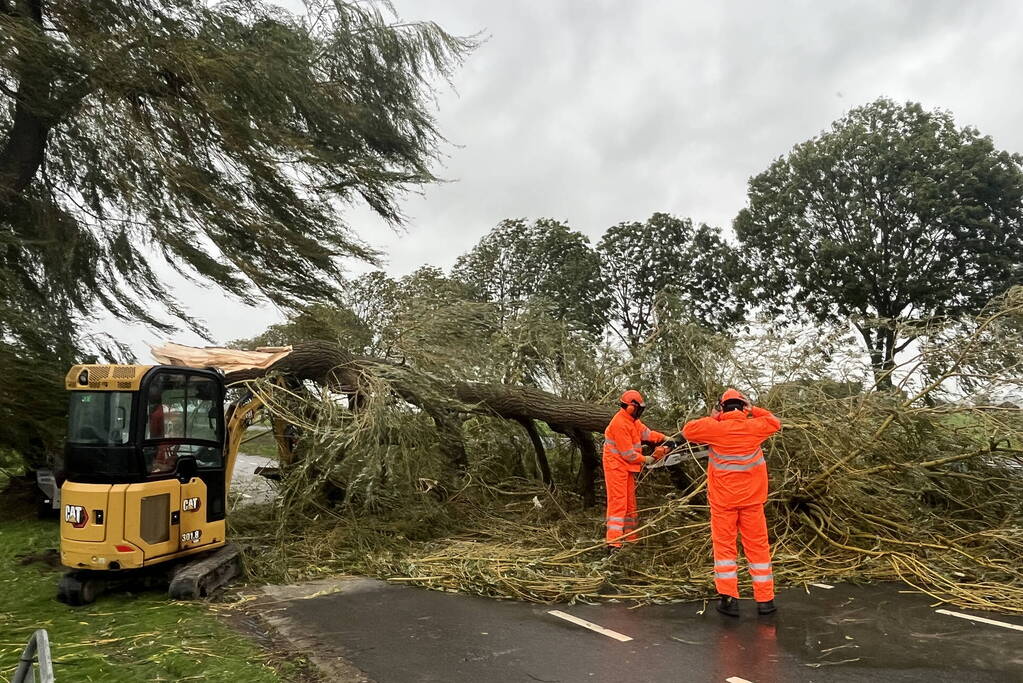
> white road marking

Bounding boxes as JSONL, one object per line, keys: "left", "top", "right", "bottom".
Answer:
{"left": 726, "top": 677, "right": 754, "bottom": 683}
{"left": 547, "top": 610, "right": 633, "bottom": 642}
{"left": 810, "top": 583, "right": 834, "bottom": 589}
{"left": 935, "top": 609, "right": 1023, "bottom": 632}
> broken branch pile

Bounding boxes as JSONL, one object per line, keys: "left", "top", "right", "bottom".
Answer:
{"left": 227, "top": 289, "right": 1023, "bottom": 613}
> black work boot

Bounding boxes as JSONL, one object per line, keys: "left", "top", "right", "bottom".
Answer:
{"left": 757, "top": 599, "right": 777, "bottom": 615}
{"left": 716, "top": 594, "right": 740, "bottom": 617}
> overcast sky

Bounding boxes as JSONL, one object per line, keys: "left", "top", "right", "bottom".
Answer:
{"left": 121, "top": 0, "right": 1023, "bottom": 358}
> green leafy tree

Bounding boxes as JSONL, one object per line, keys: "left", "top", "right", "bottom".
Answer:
{"left": 231, "top": 303, "right": 373, "bottom": 352}
{"left": 330, "top": 266, "right": 604, "bottom": 392}
{"left": 596, "top": 212, "right": 742, "bottom": 355}
{"left": 734, "top": 99, "right": 1023, "bottom": 387}
{"left": 489, "top": 299, "right": 609, "bottom": 395}
{"left": 0, "top": 0, "right": 474, "bottom": 462}
{"left": 640, "top": 290, "right": 733, "bottom": 417}
{"left": 344, "top": 267, "right": 494, "bottom": 370}
{"left": 0, "top": 314, "right": 75, "bottom": 470}
{"left": 451, "top": 218, "right": 606, "bottom": 334}
{"left": 1, "top": 0, "right": 473, "bottom": 333}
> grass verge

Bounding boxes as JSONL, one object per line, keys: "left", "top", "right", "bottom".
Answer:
{"left": 0, "top": 517, "right": 300, "bottom": 682}
{"left": 237, "top": 428, "right": 283, "bottom": 460}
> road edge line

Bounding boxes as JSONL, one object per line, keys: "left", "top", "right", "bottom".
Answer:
{"left": 935, "top": 609, "right": 1023, "bottom": 632}
{"left": 547, "top": 610, "right": 633, "bottom": 642}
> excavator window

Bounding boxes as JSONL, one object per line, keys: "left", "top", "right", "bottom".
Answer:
{"left": 68, "top": 392, "right": 134, "bottom": 446}
{"left": 142, "top": 372, "right": 224, "bottom": 476}
{"left": 146, "top": 374, "right": 185, "bottom": 439}
{"left": 65, "top": 390, "right": 143, "bottom": 482}
{"left": 64, "top": 366, "right": 226, "bottom": 485}
{"left": 186, "top": 378, "right": 220, "bottom": 442}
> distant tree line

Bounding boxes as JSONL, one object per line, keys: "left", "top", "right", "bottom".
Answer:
{"left": 329, "top": 98, "right": 1023, "bottom": 392}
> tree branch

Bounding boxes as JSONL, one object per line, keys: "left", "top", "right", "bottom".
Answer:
{"left": 894, "top": 334, "right": 918, "bottom": 355}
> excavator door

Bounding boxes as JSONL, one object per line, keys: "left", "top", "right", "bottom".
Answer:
{"left": 137, "top": 369, "right": 228, "bottom": 556}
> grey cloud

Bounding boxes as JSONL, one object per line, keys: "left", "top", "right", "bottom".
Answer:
{"left": 117, "top": 0, "right": 1023, "bottom": 355}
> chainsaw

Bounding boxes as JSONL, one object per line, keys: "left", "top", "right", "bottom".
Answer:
{"left": 645, "top": 444, "right": 709, "bottom": 469}
{"left": 646, "top": 452, "right": 684, "bottom": 469}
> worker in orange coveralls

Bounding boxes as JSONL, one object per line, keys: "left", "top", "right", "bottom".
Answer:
{"left": 683, "top": 389, "right": 781, "bottom": 616}
{"left": 602, "top": 390, "right": 678, "bottom": 553}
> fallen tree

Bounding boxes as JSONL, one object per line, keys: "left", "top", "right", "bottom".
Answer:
{"left": 222, "top": 340, "right": 620, "bottom": 431}
{"left": 186, "top": 288, "right": 1023, "bottom": 614}
{"left": 158, "top": 341, "right": 666, "bottom": 504}
{"left": 265, "top": 345, "right": 684, "bottom": 504}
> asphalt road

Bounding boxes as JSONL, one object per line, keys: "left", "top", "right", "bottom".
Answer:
{"left": 231, "top": 453, "right": 277, "bottom": 506}
{"left": 260, "top": 579, "right": 1023, "bottom": 682}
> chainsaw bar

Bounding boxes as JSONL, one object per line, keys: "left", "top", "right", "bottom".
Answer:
{"left": 647, "top": 452, "right": 684, "bottom": 469}
{"left": 646, "top": 448, "right": 709, "bottom": 469}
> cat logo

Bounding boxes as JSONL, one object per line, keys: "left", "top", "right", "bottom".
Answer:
{"left": 181, "top": 530, "right": 202, "bottom": 544}
{"left": 64, "top": 505, "right": 89, "bottom": 529}
{"left": 182, "top": 497, "right": 202, "bottom": 512}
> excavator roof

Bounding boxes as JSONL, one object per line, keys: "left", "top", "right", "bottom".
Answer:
{"left": 65, "top": 364, "right": 154, "bottom": 392}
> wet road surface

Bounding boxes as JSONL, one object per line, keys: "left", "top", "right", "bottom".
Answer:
{"left": 231, "top": 453, "right": 276, "bottom": 506}
{"left": 260, "top": 579, "right": 1023, "bottom": 682}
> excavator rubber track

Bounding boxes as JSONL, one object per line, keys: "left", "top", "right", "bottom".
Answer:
{"left": 168, "top": 543, "right": 242, "bottom": 600}
{"left": 57, "top": 571, "right": 106, "bottom": 606}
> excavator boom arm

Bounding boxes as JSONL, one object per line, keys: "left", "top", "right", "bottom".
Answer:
{"left": 223, "top": 390, "right": 295, "bottom": 491}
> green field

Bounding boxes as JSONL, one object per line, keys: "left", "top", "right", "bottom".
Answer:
{"left": 237, "top": 428, "right": 284, "bottom": 460}
{"left": 0, "top": 518, "right": 296, "bottom": 682}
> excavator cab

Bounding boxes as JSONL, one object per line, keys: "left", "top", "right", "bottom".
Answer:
{"left": 58, "top": 364, "right": 241, "bottom": 604}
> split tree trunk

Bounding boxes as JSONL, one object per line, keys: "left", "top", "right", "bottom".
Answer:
{"left": 224, "top": 341, "right": 622, "bottom": 437}
{"left": 224, "top": 341, "right": 669, "bottom": 505}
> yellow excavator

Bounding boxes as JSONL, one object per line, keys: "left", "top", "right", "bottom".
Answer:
{"left": 57, "top": 363, "right": 287, "bottom": 605}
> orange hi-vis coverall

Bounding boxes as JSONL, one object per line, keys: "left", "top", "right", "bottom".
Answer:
{"left": 602, "top": 409, "right": 666, "bottom": 546}
{"left": 682, "top": 406, "right": 781, "bottom": 601}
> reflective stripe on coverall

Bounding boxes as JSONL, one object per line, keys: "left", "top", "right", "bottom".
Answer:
{"left": 603, "top": 409, "right": 665, "bottom": 546}
{"left": 682, "top": 404, "right": 781, "bottom": 601}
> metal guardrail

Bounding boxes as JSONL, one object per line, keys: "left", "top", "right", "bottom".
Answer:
{"left": 13, "top": 629, "right": 54, "bottom": 683}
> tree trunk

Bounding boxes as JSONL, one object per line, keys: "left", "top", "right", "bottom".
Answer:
{"left": 222, "top": 342, "right": 664, "bottom": 487}
{"left": 226, "top": 341, "right": 365, "bottom": 389}
{"left": 0, "top": 0, "right": 50, "bottom": 207}
{"left": 226, "top": 342, "right": 625, "bottom": 434}
{"left": 880, "top": 327, "right": 898, "bottom": 389}
{"left": 856, "top": 324, "right": 894, "bottom": 390}
{"left": 451, "top": 382, "right": 616, "bottom": 433}
{"left": 515, "top": 417, "right": 552, "bottom": 488}
{"left": 570, "top": 428, "right": 599, "bottom": 507}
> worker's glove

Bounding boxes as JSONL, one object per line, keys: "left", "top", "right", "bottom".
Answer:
{"left": 652, "top": 445, "right": 669, "bottom": 460}
{"left": 642, "top": 455, "right": 656, "bottom": 466}
{"left": 661, "top": 439, "right": 680, "bottom": 451}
